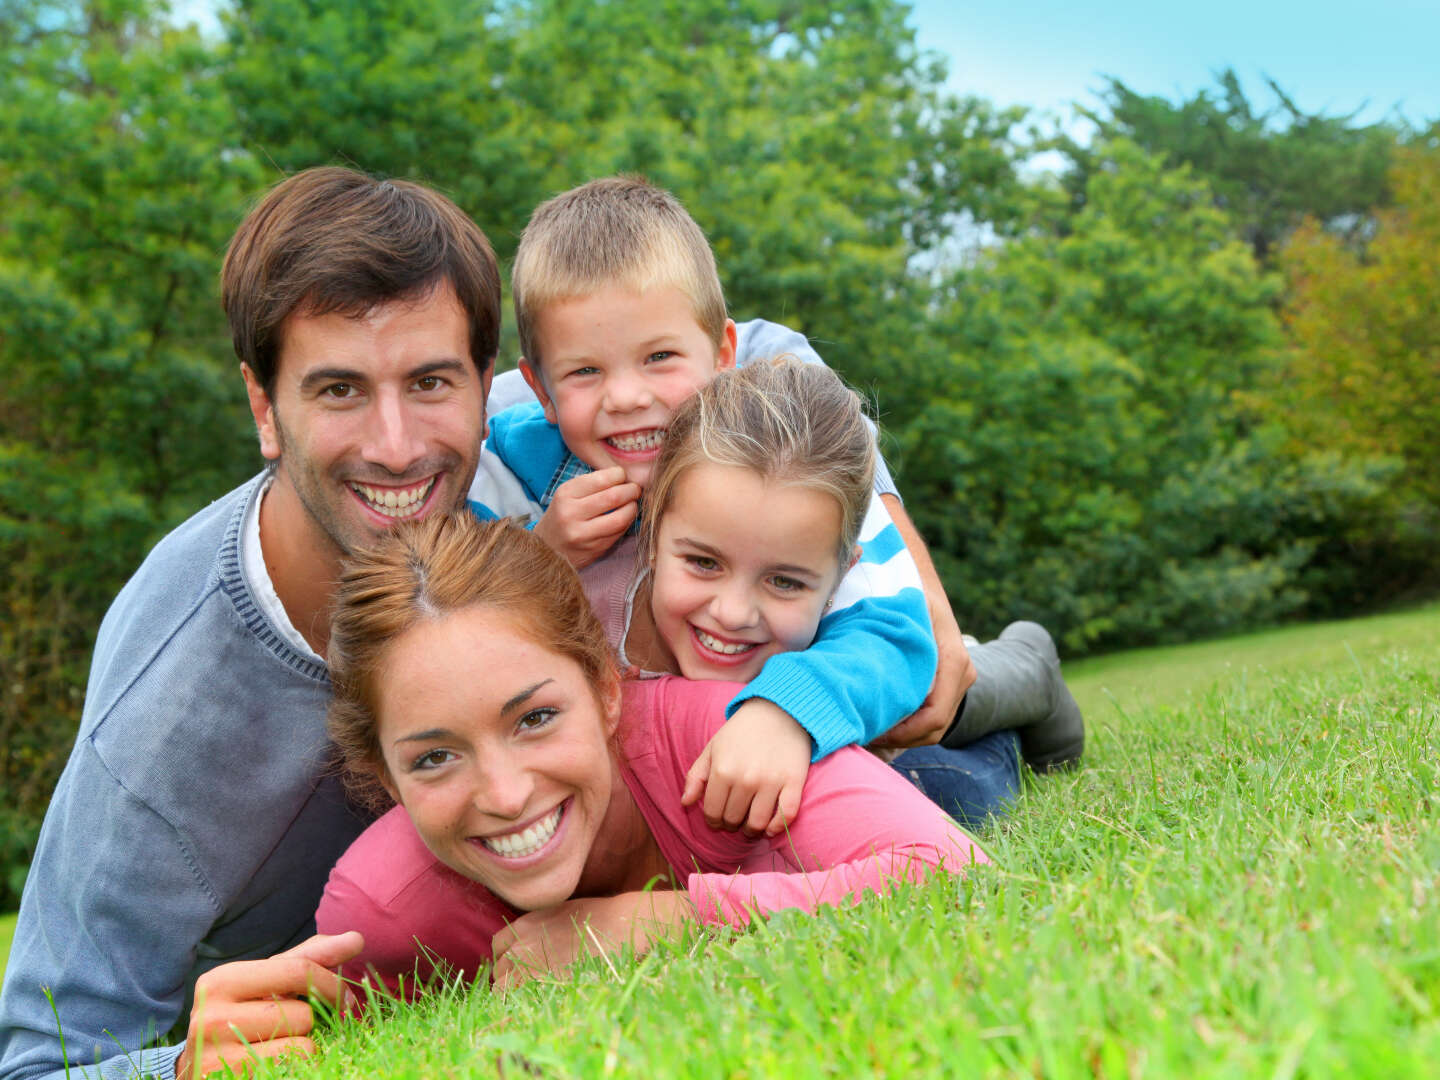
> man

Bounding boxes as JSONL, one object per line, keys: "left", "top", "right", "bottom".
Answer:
{"left": 0, "top": 167, "right": 503, "bottom": 1080}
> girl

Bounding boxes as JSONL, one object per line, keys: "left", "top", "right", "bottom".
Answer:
{"left": 316, "top": 514, "right": 986, "bottom": 991}
{"left": 595, "top": 358, "right": 1067, "bottom": 831}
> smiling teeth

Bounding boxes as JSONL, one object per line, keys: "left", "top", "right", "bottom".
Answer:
{"left": 482, "top": 805, "right": 563, "bottom": 859}
{"left": 695, "top": 628, "right": 757, "bottom": 655}
{"left": 351, "top": 478, "right": 435, "bottom": 518}
{"left": 605, "top": 429, "right": 665, "bottom": 452}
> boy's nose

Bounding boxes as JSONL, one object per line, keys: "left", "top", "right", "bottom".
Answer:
{"left": 602, "top": 371, "right": 655, "bottom": 413}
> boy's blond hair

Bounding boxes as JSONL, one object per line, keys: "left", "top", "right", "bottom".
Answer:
{"left": 513, "top": 176, "right": 728, "bottom": 368}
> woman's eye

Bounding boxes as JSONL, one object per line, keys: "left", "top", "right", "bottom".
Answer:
{"left": 410, "top": 748, "right": 454, "bottom": 772}
{"left": 517, "top": 707, "right": 559, "bottom": 732}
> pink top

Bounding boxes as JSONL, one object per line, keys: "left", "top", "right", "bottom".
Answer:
{"left": 316, "top": 677, "right": 987, "bottom": 993}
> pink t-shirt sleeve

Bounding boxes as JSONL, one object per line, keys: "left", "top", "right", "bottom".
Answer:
{"left": 632, "top": 678, "right": 991, "bottom": 928}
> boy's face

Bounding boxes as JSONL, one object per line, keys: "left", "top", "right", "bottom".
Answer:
{"left": 520, "top": 284, "right": 736, "bottom": 489}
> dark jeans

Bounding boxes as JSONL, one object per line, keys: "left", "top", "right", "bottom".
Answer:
{"left": 889, "top": 729, "right": 1021, "bottom": 828}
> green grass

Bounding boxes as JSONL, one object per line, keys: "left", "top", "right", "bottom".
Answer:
{"left": 15, "top": 602, "right": 1440, "bottom": 1075}
{"left": 258, "top": 601, "right": 1439, "bottom": 1078}
{"left": 0, "top": 913, "right": 14, "bottom": 982}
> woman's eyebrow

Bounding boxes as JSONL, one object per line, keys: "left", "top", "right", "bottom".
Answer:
{"left": 502, "top": 679, "right": 554, "bottom": 716}
{"left": 393, "top": 727, "right": 452, "bottom": 746}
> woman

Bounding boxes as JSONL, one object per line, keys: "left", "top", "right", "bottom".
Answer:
{"left": 316, "top": 513, "right": 988, "bottom": 992}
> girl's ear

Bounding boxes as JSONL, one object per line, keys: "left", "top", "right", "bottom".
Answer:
{"left": 846, "top": 544, "right": 862, "bottom": 573}
{"left": 519, "top": 359, "right": 559, "bottom": 426}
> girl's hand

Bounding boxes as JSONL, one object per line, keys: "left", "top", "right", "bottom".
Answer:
{"left": 532, "top": 468, "right": 640, "bottom": 569}
{"left": 491, "top": 892, "right": 694, "bottom": 990}
{"left": 682, "top": 699, "right": 812, "bottom": 836}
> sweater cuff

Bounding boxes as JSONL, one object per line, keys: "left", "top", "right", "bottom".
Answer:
{"left": 726, "top": 667, "right": 855, "bottom": 762}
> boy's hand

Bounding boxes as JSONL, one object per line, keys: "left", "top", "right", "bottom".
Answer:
{"left": 682, "top": 699, "right": 812, "bottom": 836}
{"left": 532, "top": 467, "right": 641, "bottom": 569}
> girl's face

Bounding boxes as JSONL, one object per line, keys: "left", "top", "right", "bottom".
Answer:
{"left": 374, "top": 604, "right": 623, "bottom": 911}
{"left": 650, "top": 462, "right": 852, "bottom": 684}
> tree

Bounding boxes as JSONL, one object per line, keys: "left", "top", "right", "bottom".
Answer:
{"left": 1052, "top": 69, "right": 1400, "bottom": 263}
{"left": 1271, "top": 146, "right": 1440, "bottom": 587}
{"left": 0, "top": 0, "right": 262, "bottom": 904}
{"left": 890, "top": 141, "right": 1384, "bottom": 651}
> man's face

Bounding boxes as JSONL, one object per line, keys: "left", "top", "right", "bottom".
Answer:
{"left": 243, "top": 283, "right": 489, "bottom": 559}
{"left": 520, "top": 284, "right": 736, "bottom": 490}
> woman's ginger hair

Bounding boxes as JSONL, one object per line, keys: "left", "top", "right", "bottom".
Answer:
{"left": 641, "top": 358, "right": 876, "bottom": 571}
{"left": 327, "top": 513, "right": 618, "bottom": 811}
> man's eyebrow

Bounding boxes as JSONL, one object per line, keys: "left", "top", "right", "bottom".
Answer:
{"left": 299, "top": 367, "right": 367, "bottom": 393}
{"left": 298, "top": 359, "right": 471, "bottom": 394}
{"left": 502, "top": 679, "right": 553, "bottom": 716}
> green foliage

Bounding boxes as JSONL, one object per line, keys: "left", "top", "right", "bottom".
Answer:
{"left": 1054, "top": 68, "right": 1400, "bottom": 262}
{"left": 892, "top": 142, "right": 1388, "bottom": 651}
{"left": 0, "top": 0, "right": 262, "bottom": 907}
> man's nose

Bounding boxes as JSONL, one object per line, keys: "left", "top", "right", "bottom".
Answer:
{"left": 364, "top": 391, "right": 427, "bottom": 474}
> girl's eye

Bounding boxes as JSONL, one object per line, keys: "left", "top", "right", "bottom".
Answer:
{"left": 517, "top": 707, "right": 559, "bottom": 732}
{"left": 410, "top": 748, "right": 455, "bottom": 772}
{"left": 770, "top": 575, "right": 807, "bottom": 593}
{"left": 685, "top": 555, "right": 719, "bottom": 573}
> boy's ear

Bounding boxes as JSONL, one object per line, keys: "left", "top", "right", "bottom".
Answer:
{"left": 241, "top": 363, "right": 282, "bottom": 461}
{"left": 715, "top": 319, "right": 738, "bottom": 372}
{"left": 519, "top": 359, "right": 558, "bottom": 426}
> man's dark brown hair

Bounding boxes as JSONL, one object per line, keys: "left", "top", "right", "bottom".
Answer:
{"left": 222, "top": 167, "right": 501, "bottom": 396}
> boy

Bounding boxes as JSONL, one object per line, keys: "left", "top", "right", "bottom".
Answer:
{"left": 468, "top": 177, "right": 1082, "bottom": 833}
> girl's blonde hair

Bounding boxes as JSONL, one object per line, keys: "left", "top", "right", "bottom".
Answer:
{"left": 641, "top": 358, "right": 875, "bottom": 570}
{"left": 327, "top": 514, "right": 618, "bottom": 811}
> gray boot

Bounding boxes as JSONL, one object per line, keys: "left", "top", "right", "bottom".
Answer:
{"left": 942, "top": 621, "right": 1084, "bottom": 773}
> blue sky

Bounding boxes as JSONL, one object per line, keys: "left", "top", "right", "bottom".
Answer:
{"left": 906, "top": 0, "right": 1439, "bottom": 133}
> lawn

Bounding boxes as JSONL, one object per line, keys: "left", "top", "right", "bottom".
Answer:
{"left": 7, "top": 602, "right": 1438, "bottom": 1075}
{"left": 265, "top": 602, "right": 1438, "bottom": 1079}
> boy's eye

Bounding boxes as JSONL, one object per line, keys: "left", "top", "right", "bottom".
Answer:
{"left": 517, "top": 707, "right": 559, "bottom": 732}
{"left": 645, "top": 351, "right": 674, "bottom": 364}
{"left": 567, "top": 365, "right": 601, "bottom": 378}
{"left": 769, "top": 575, "right": 807, "bottom": 593}
{"left": 410, "top": 747, "right": 455, "bottom": 772}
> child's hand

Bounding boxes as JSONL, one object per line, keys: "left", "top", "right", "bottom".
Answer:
{"left": 682, "top": 699, "right": 812, "bottom": 836}
{"left": 532, "top": 467, "right": 641, "bottom": 569}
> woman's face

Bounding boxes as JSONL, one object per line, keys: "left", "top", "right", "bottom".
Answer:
{"left": 650, "top": 462, "right": 848, "bottom": 683}
{"left": 374, "top": 604, "right": 622, "bottom": 911}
